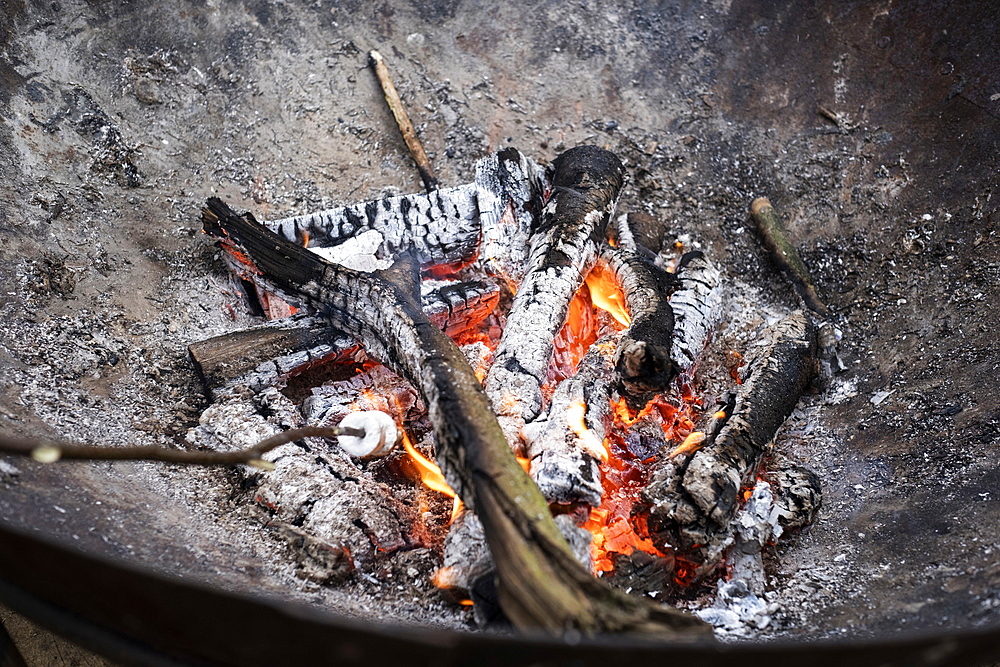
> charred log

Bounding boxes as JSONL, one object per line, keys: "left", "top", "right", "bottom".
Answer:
{"left": 599, "top": 246, "right": 679, "bottom": 406}
{"left": 666, "top": 251, "right": 723, "bottom": 373}
{"left": 641, "top": 311, "right": 818, "bottom": 576}
{"left": 189, "top": 279, "right": 499, "bottom": 399}
{"left": 485, "top": 146, "right": 626, "bottom": 444}
{"left": 201, "top": 194, "right": 711, "bottom": 638}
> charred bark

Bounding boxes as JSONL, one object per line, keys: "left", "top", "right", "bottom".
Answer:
{"left": 599, "top": 246, "right": 679, "bottom": 406}
{"left": 641, "top": 311, "right": 818, "bottom": 575}
{"left": 201, "top": 195, "right": 711, "bottom": 638}
{"left": 189, "top": 279, "right": 499, "bottom": 398}
{"left": 485, "top": 146, "right": 626, "bottom": 444}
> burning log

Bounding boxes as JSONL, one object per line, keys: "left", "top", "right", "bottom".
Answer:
{"left": 200, "top": 193, "right": 711, "bottom": 638}
{"left": 598, "top": 246, "right": 679, "bottom": 405}
{"left": 641, "top": 310, "right": 818, "bottom": 576}
{"left": 260, "top": 148, "right": 545, "bottom": 280}
{"left": 522, "top": 335, "right": 619, "bottom": 507}
{"left": 485, "top": 146, "right": 626, "bottom": 445}
{"left": 188, "top": 279, "right": 499, "bottom": 399}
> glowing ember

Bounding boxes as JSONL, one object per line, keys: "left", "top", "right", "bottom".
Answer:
{"left": 585, "top": 381, "right": 704, "bottom": 578}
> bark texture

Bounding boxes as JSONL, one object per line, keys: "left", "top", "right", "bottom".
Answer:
{"left": 642, "top": 311, "right": 818, "bottom": 575}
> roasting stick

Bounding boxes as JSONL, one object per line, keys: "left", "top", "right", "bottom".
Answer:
{"left": 0, "top": 424, "right": 373, "bottom": 469}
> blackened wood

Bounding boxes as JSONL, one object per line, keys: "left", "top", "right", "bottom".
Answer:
{"left": 189, "top": 280, "right": 498, "bottom": 398}
{"left": 201, "top": 195, "right": 711, "bottom": 638}
{"left": 751, "top": 198, "right": 830, "bottom": 316}
{"left": 599, "top": 247, "right": 679, "bottom": 405}
{"left": 485, "top": 146, "right": 626, "bottom": 443}
{"left": 264, "top": 184, "right": 480, "bottom": 268}
{"left": 642, "top": 311, "right": 818, "bottom": 576}
{"left": 188, "top": 316, "right": 334, "bottom": 394}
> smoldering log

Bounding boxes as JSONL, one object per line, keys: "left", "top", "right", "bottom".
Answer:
{"left": 641, "top": 311, "right": 818, "bottom": 576}
{"left": 599, "top": 246, "right": 679, "bottom": 405}
{"left": 201, "top": 195, "right": 711, "bottom": 638}
{"left": 665, "top": 251, "right": 723, "bottom": 373}
{"left": 260, "top": 148, "right": 546, "bottom": 276}
{"left": 485, "top": 146, "right": 626, "bottom": 445}
{"left": 521, "top": 335, "right": 619, "bottom": 507}
{"left": 189, "top": 279, "right": 500, "bottom": 399}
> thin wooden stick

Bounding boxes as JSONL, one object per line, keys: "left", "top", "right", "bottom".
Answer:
{"left": 751, "top": 197, "right": 830, "bottom": 316}
{"left": 0, "top": 425, "right": 364, "bottom": 469}
{"left": 368, "top": 49, "right": 439, "bottom": 193}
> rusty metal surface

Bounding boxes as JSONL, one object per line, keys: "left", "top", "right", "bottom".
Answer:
{"left": 0, "top": 0, "right": 998, "bottom": 660}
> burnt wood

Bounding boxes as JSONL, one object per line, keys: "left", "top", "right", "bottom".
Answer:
{"left": 201, "top": 192, "right": 711, "bottom": 638}
{"left": 485, "top": 146, "right": 627, "bottom": 444}
{"left": 641, "top": 311, "right": 818, "bottom": 576}
{"left": 600, "top": 246, "right": 679, "bottom": 406}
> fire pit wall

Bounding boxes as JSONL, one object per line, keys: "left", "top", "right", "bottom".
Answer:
{"left": 0, "top": 0, "right": 998, "bottom": 644}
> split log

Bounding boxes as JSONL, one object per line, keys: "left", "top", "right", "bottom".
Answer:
{"left": 201, "top": 189, "right": 710, "bottom": 638}
{"left": 263, "top": 184, "right": 480, "bottom": 268}
{"left": 485, "top": 146, "right": 626, "bottom": 445}
{"left": 641, "top": 311, "right": 818, "bottom": 577}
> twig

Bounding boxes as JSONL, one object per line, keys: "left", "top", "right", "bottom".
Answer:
{"left": 0, "top": 426, "right": 364, "bottom": 469}
{"left": 750, "top": 197, "right": 830, "bottom": 316}
{"left": 368, "top": 49, "right": 438, "bottom": 193}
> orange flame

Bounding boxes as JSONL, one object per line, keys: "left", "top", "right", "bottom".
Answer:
{"left": 585, "top": 262, "right": 631, "bottom": 327}
{"left": 566, "top": 400, "right": 609, "bottom": 462}
{"left": 668, "top": 431, "right": 705, "bottom": 459}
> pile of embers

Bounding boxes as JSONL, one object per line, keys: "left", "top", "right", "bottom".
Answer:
{"left": 188, "top": 146, "right": 826, "bottom": 637}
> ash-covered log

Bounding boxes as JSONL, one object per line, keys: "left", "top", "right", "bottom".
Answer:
{"left": 599, "top": 246, "right": 679, "bottom": 406}
{"left": 201, "top": 188, "right": 711, "bottom": 638}
{"left": 641, "top": 310, "right": 818, "bottom": 576}
{"left": 485, "top": 146, "right": 626, "bottom": 446}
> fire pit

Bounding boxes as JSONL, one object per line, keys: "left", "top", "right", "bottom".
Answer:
{"left": 0, "top": 0, "right": 998, "bottom": 664}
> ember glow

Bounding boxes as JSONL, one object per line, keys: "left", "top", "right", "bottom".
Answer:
{"left": 584, "top": 386, "right": 703, "bottom": 578}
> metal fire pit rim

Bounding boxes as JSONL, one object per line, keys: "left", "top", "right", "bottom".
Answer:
{"left": 1, "top": 517, "right": 999, "bottom": 667}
